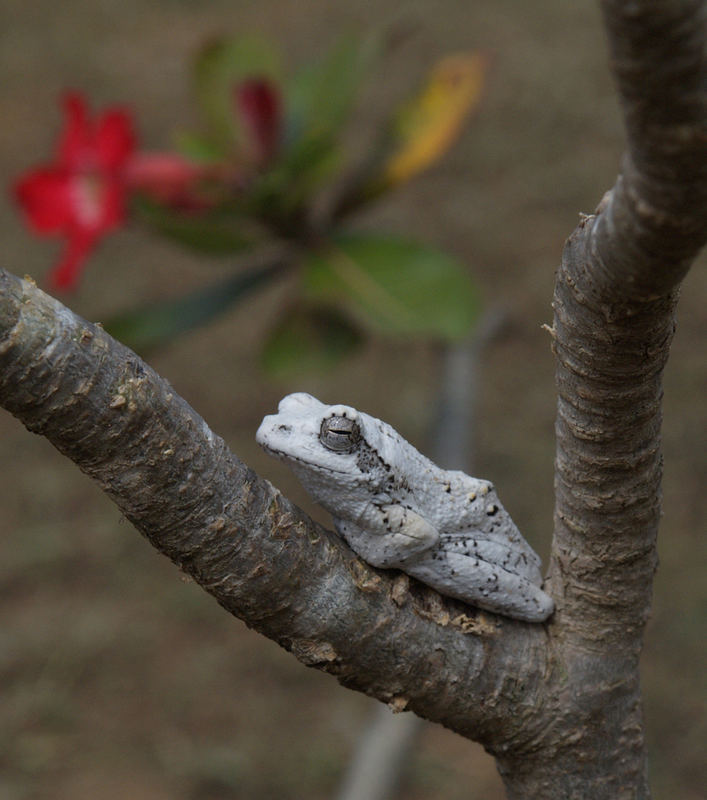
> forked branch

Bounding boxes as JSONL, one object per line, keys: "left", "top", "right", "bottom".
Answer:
{"left": 0, "top": 269, "right": 548, "bottom": 753}
{"left": 0, "top": 2, "right": 705, "bottom": 798}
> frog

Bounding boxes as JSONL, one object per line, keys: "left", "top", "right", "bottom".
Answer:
{"left": 256, "top": 392, "right": 554, "bottom": 622}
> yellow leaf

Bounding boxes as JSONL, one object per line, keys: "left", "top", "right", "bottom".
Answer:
{"left": 382, "top": 52, "right": 488, "bottom": 187}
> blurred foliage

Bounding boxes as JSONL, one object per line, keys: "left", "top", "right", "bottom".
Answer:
{"left": 302, "top": 234, "right": 480, "bottom": 338}
{"left": 13, "top": 34, "right": 488, "bottom": 374}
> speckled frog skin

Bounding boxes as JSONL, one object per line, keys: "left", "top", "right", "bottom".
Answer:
{"left": 256, "top": 393, "right": 554, "bottom": 622}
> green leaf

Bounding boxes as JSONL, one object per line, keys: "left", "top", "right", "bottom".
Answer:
{"left": 104, "top": 261, "right": 282, "bottom": 354}
{"left": 302, "top": 234, "right": 480, "bottom": 340}
{"left": 285, "top": 34, "right": 376, "bottom": 146}
{"left": 134, "top": 197, "right": 261, "bottom": 256}
{"left": 247, "top": 136, "right": 343, "bottom": 220}
{"left": 194, "top": 36, "right": 281, "bottom": 150}
{"left": 261, "top": 305, "right": 362, "bottom": 376}
{"left": 270, "top": 35, "right": 377, "bottom": 201}
{"left": 173, "top": 130, "right": 228, "bottom": 163}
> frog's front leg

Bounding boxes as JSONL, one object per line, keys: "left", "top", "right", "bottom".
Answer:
{"left": 334, "top": 503, "right": 439, "bottom": 569}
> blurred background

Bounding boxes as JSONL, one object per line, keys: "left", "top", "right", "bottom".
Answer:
{"left": 0, "top": 1, "right": 704, "bottom": 798}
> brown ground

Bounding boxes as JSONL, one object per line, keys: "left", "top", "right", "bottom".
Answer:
{"left": 0, "top": 2, "right": 704, "bottom": 798}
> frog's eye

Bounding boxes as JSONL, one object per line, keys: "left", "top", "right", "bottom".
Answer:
{"left": 320, "top": 415, "right": 361, "bottom": 452}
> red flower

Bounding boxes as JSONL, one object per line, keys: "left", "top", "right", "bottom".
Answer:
{"left": 235, "top": 78, "right": 282, "bottom": 166}
{"left": 13, "top": 92, "right": 135, "bottom": 291}
{"left": 124, "top": 153, "right": 212, "bottom": 209}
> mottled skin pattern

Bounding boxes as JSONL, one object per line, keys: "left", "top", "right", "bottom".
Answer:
{"left": 256, "top": 393, "right": 554, "bottom": 622}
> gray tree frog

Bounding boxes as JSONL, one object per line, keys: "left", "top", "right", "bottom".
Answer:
{"left": 256, "top": 393, "right": 554, "bottom": 622}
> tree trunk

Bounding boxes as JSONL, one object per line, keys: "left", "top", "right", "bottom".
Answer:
{"left": 0, "top": 1, "right": 704, "bottom": 797}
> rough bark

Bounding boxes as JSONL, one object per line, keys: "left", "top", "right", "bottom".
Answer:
{"left": 0, "top": 2, "right": 704, "bottom": 798}
{"left": 0, "top": 269, "right": 549, "bottom": 751}
{"left": 497, "top": 1, "right": 706, "bottom": 796}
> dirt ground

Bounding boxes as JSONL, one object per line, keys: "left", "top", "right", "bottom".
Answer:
{"left": 0, "top": 2, "right": 704, "bottom": 798}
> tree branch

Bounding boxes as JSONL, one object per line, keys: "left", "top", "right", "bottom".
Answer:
{"left": 0, "top": 268, "right": 547, "bottom": 754}
{"left": 550, "top": 0, "right": 706, "bottom": 651}
{"left": 1, "top": 3, "right": 704, "bottom": 797}
{"left": 593, "top": 0, "right": 707, "bottom": 298}
{"left": 499, "top": 0, "right": 706, "bottom": 796}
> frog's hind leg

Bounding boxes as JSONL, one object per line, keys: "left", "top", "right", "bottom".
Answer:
{"left": 441, "top": 536, "right": 543, "bottom": 584}
{"left": 408, "top": 552, "right": 554, "bottom": 622}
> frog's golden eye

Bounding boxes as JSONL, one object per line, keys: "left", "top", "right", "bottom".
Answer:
{"left": 320, "top": 415, "right": 361, "bottom": 452}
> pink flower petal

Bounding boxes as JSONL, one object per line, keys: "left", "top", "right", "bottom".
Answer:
{"left": 124, "top": 152, "right": 204, "bottom": 204}
{"left": 14, "top": 167, "right": 74, "bottom": 233}
{"left": 58, "top": 92, "right": 92, "bottom": 168}
{"left": 95, "top": 109, "right": 136, "bottom": 170}
{"left": 47, "top": 229, "right": 98, "bottom": 291}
